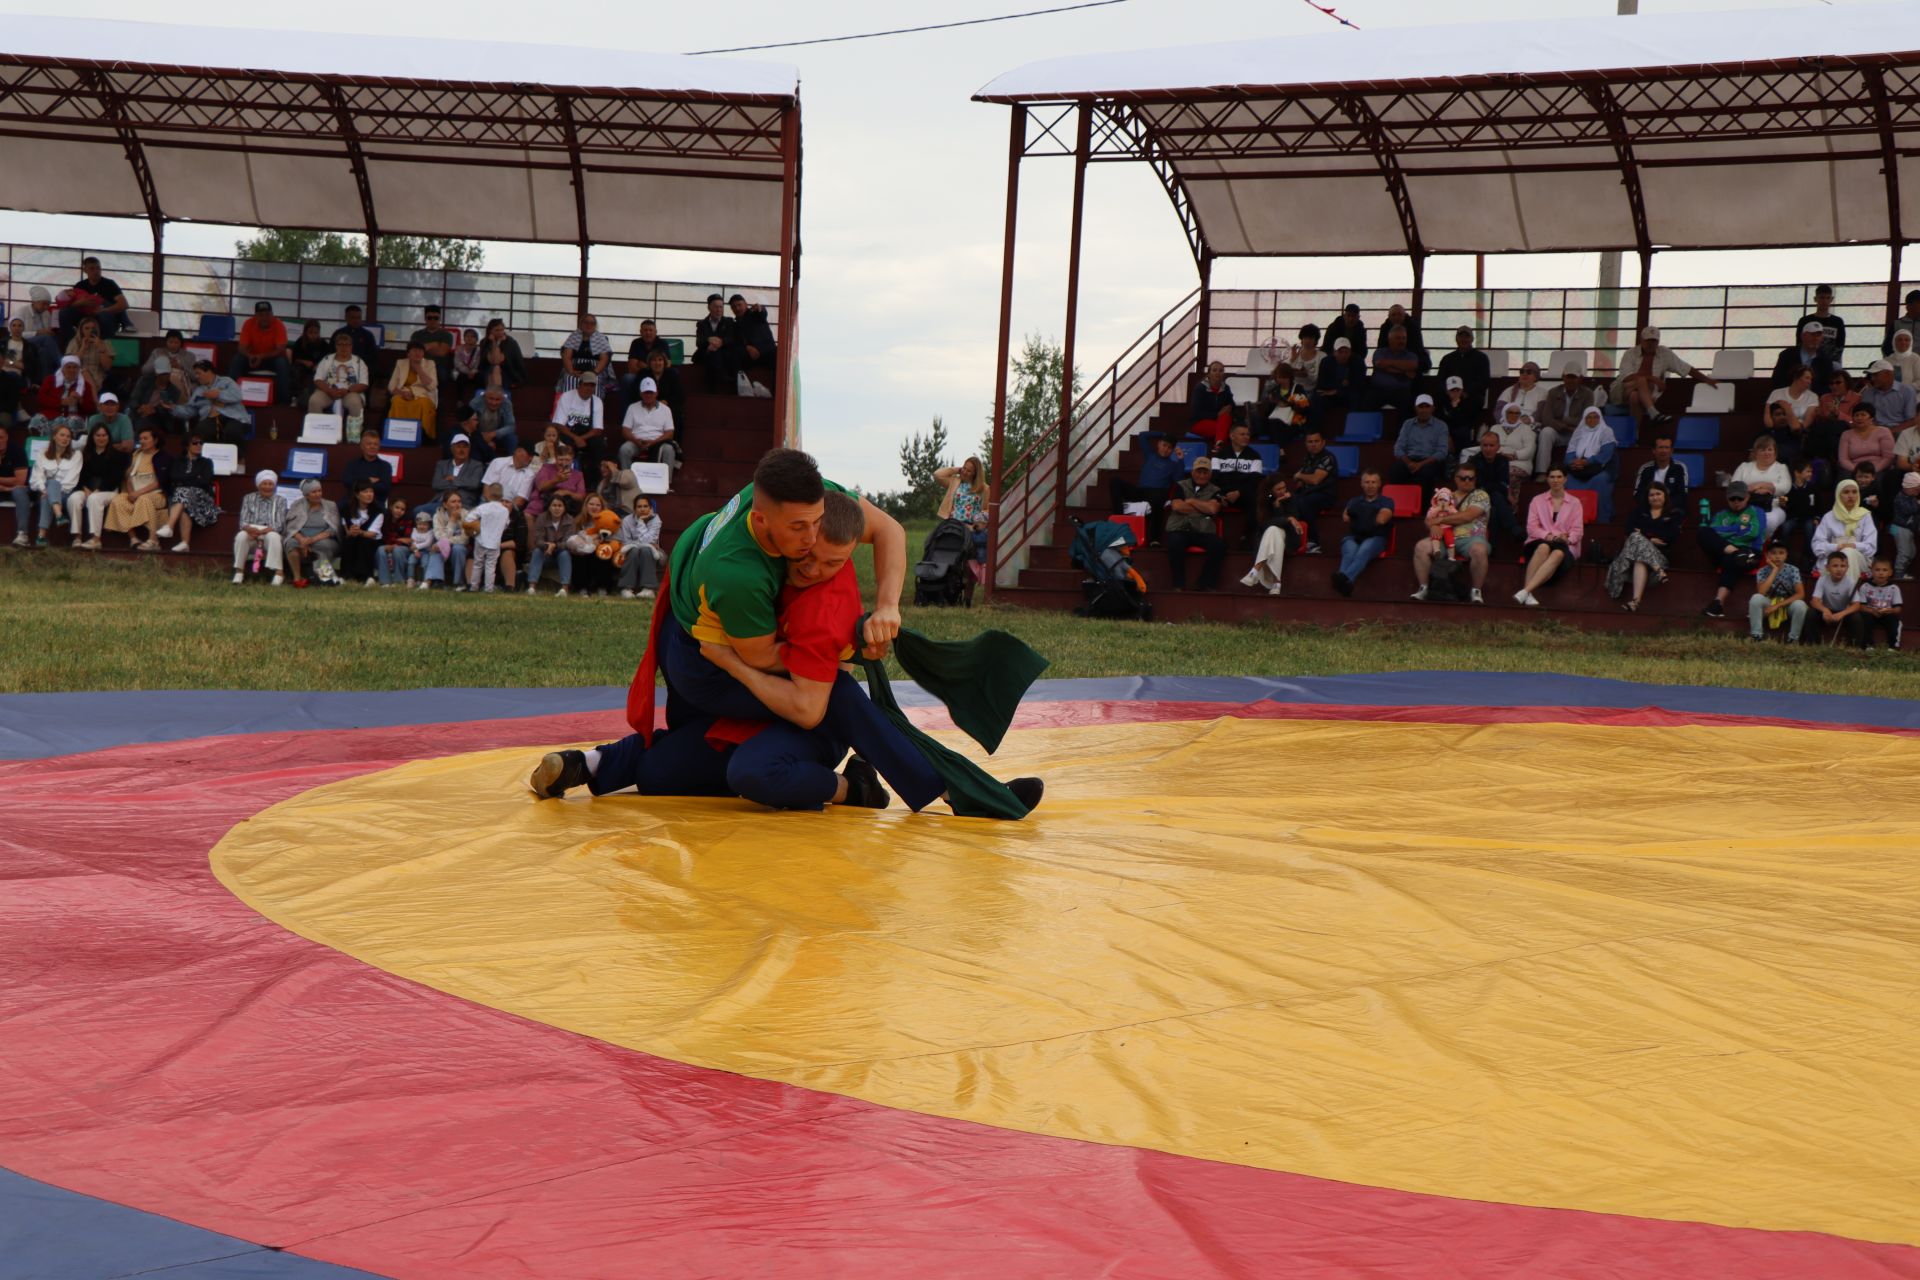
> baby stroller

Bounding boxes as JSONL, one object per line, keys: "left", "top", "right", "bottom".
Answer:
{"left": 913, "top": 517, "right": 976, "bottom": 607}
{"left": 1069, "top": 517, "right": 1152, "bottom": 621}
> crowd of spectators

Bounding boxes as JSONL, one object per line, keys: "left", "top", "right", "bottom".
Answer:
{"left": 0, "top": 279, "right": 780, "bottom": 598}
{"left": 1103, "top": 290, "right": 1920, "bottom": 647}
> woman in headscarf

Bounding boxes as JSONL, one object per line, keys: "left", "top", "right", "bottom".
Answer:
{"left": 233, "top": 469, "right": 289, "bottom": 586}
{"left": 1488, "top": 401, "right": 1537, "bottom": 507}
{"left": 29, "top": 353, "right": 94, "bottom": 437}
{"left": 1812, "top": 478, "right": 1878, "bottom": 582}
{"left": 1731, "top": 434, "right": 1793, "bottom": 540}
{"left": 1562, "top": 405, "right": 1619, "bottom": 521}
{"left": 1605, "top": 482, "right": 1679, "bottom": 612}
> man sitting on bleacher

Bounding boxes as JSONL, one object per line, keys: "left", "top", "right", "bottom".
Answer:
{"left": 175, "top": 360, "right": 249, "bottom": 446}
{"left": 1437, "top": 327, "right": 1490, "bottom": 415}
{"left": 728, "top": 295, "right": 777, "bottom": 397}
{"left": 1390, "top": 394, "right": 1450, "bottom": 501}
{"left": 1367, "top": 324, "right": 1427, "bottom": 419}
{"left": 461, "top": 387, "right": 518, "bottom": 464}
{"left": 692, "top": 293, "right": 736, "bottom": 394}
{"left": 1108, "top": 431, "right": 1181, "bottom": 544}
{"left": 1210, "top": 422, "right": 1265, "bottom": 548}
{"left": 1631, "top": 434, "right": 1689, "bottom": 514}
{"left": 1771, "top": 321, "right": 1837, "bottom": 391}
{"left": 1470, "top": 430, "right": 1518, "bottom": 546}
{"left": 1536, "top": 364, "right": 1595, "bottom": 479}
{"left": 341, "top": 426, "right": 393, "bottom": 510}
{"left": 332, "top": 305, "right": 381, "bottom": 367}
{"left": 1311, "top": 339, "right": 1356, "bottom": 434}
{"left": 1330, "top": 468, "right": 1394, "bottom": 598}
{"left": 59, "top": 256, "right": 130, "bottom": 346}
{"left": 229, "top": 301, "right": 292, "bottom": 407}
{"left": 1288, "top": 428, "right": 1339, "bottom": 551}
{"left": 1611, "top": 326, "right": 1716, "bottom": 428}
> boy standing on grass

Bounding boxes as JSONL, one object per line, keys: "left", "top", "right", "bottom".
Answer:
{"left": 464, "top": 484, "right": 512, "bottom": 593}
{"left": 1852, "top": 556, "right": 1904, "bottom": 650}
{"left": 1810, "top": 551, "right": 1861, "bottom": 641}
{"left": 1748, "top": 543, "right": 1807, "bottom": 643}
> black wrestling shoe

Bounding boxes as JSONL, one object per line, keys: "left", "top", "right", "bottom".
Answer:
{"left": 840, "top": 756, "right": 891, "bottom": 809}
{"left": 529, "top": 749, "right": 590, "bottom": 799}
{"left": 1007, "top": 776, "right": 1045, "bottom": 813}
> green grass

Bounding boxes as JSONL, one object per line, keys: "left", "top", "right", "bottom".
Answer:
{"left": 5, "top": 545, "right": 1920, "bottom": 700}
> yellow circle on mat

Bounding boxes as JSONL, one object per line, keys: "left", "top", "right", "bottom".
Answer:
{"left": 212, "top": 716, "right": 1920, "bottom": 1246}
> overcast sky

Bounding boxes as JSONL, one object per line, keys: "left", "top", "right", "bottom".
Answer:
{"left": 0, "top": 0, "right": 1895, "bottom": 490}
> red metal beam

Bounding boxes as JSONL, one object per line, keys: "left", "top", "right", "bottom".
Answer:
{"left": 554, "top": 95, "right": 593, "bottom": 319}
{"left": 1581, "top": 80, "right": 1653, "bottom": 333}
{"left": 1866, "top": 67, "right": 1906, "bottom": 322}
{"left": 1055, "top": 104, "right": 1092, "bottom": 517}
{"left": 319, "top": 83, "right": 381, "bottom": 322}
{"left": 1334, "top": 93, "right": 1425, "bottom": 281}
{"left": 986, "top": 105, "right": 1026, "bottom": 604}
{"left": 772, "top": 105, "right": 800, "bottom": 447}
{"left": 76, "top": 68, "right": 165, "bottom": 310}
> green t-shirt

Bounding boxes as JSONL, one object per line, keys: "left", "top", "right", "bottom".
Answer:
{"left": 88, "top": 412, "right": 133, "bottom": 445}
{"left": 669, "top": 479, "right": 849, "bottom": 643}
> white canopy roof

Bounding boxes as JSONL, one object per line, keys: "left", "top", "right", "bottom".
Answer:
{"left": 0, "top": 17, "right": 799, "bottom": 254}
{"left": 977, "top": 3, "right": 1920, "bottom": 258}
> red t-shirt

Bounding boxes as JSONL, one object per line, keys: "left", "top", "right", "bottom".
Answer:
{"left": 237, "top": 316, "right": 288, "bottom": 358}
{"left": 775, "top": 567, "right": 862, "bottom": 682}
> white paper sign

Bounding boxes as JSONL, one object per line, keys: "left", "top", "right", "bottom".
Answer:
{"left": 204, "top": 442, "right": 240, "bottom": 476}
{"left": 381, "top": 417, "right": 422, "bottom": 448}
{"left": 298, "top": 414, "right": 343, "bottom": 445}
{"left": 238, "top": 377, "right": 275, "bottom": 406}
{"left": 184, "top": 343, "right": 216, "bottom": 365}
{"left": 379, "top": 451, "right": 404, "bottom": 482}
{"left": 630, "top": 461, "right": 671, "bottom": 494}
{"left": 26, "top": 435, "right": 49, "bottom": 464}
{"left": 284, "top": 448, "right": 327, "bottom": 478}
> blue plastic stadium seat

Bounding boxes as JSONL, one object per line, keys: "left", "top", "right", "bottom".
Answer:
{"left": 1604, "top": 413, "right": 1637, "bottom": 447}
{"left": 1674, "top": 453, "right": 1710, "bottom": 491}
{"left": 1175, "top": 437, "right": 1209, "bottom": 471}
{"left": 1674, "top": 416, "right": 1721, "bottom": 450}
{"left": 196, "top": 314, "right": 236, "bottom": 342}
{"left": 1339, "top": 410, "right": 1385, "bottom": 443}
{"left": 1329, "top": 443, "right": 1362, "bottom": 475}
{"left": 1252, "top": 443, "right": 1281, "bottom": 474}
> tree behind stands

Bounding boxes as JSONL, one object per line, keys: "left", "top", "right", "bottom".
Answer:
{"left": 979, "top": 335, "right": 1079, "bottom": 488}
{"left": 235, "top": 229, "right": 486, "bottom": 271}
{"left": 866, "top": 417, "right": 950, "bottom": 520}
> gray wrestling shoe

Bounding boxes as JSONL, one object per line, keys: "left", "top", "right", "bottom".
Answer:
{"left": 839, "top": 756, "right": 891, "bottom": 809}
{"left": 529, "top": 750, "right": 590, "bottom": 799}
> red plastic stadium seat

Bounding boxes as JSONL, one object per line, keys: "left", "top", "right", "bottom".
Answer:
{"left": 1382, "top": 484, "right": 1423, "bottom": 517}
{"left": 1571, "top": 488, "right": 1599, "bottom": 524}
{"left": 1114, "top": 513, "right": 1146, "bottom": 545}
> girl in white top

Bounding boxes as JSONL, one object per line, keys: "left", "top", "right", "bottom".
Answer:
{"left": 1731, "top": 434, "right": 1794, "bottom": 538}
{"left": 28, "top": 421, "right": 83, "bottom": 546}
{"left": 1763, "top": 367, "right": 1819, "bottom": 433}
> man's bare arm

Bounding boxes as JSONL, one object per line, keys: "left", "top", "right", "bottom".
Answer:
{"left": 704, "top": 643, "right": 831, "bottom": 729}
{"left": 857, "top": 496, "right": 907, "bottom": 650}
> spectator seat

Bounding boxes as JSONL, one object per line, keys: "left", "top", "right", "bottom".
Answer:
{"left": 1241, "top": 345, "right": 1274, "bottom": 373}
{"left": 1570, "top": 488, "right": 1599, "bottom": 525}
{"left": 1688, "top": 380, "right": 1735, "bottom": 414}
{"left": 1382, "top": 484, "right": 1423, "bottom": 518}
{"left": 1226, "top": 375, "right": 1260, "bottom": 404}
{"left": 108, "top": 336, "right": 140, "bottom": 366}
{"left": 1709, "top": 349, "right": 1756, "bottom": 381}
{"left": 1112, "top": 513, "right": 1146, "bottom": 546}
{"left": 1674, "top": 453, "right": 1709, "bottom": 490}
{"left": 122, "top": 309, "right": 161, "bottom": 336}
{"left": 1174, "top": 437, "right": 1209, "bottom": 471}
{"left": 1338, "top": 410, "right": 1384, "bottom": 442}
{"left": 1482, "top": 348, "right": 1512, "bottom": 380}
{"left": 1185, "top": 515, "right": 1226, "bottom": 551}
{"left": 196, "top": 314, "right": 236, "bottom": 342}
{"left": 1252, "top": 443, "right": 1281, "bottom": 474}
{"left": 1329, "top": 443, "right": 1361, "bottom": 475}
{"left": 1674, "top": 416, "right": 1721, "bottom": 450}
{"left": 1546, "top": 349, "right": 1585, "bottom": 378}
{"left": 1603, "top": 412, "right": 1637, "bottom": 446}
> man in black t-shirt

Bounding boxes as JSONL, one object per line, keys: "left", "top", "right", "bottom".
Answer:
{"left": 622, "top": 318, "right": 672, "bottom": 405}
{"left": 1332, "top": 467, "right": 1395, "bottom": 596}
{"left": 411, "top": 305, "right": 456, "bottom": 401}
{"left": 60, "top": 255, "right": 130, "bottom": 345}
{"left": 1794, "top": 284, "right": 1846, "bottom": 363}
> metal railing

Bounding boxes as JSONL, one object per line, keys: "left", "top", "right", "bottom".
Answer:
{"left": 0, "top": 241, "right": 777, "bottom": 358}
{"left": 990, "top": 290, "right": 1199, "bottom": 590}
{"left": 1207, "top": 281, "right": 1912, "bottom": 377}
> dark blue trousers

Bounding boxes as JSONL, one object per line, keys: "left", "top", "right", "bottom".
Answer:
{"left": 658, "top": 613, "right": 944, "bottom": 810}
{"left": 591, "top": 719, "right": 849, "bottom": 811}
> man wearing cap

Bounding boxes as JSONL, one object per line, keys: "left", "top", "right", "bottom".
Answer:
{"left": 19, "top": 285, "right": 63, "bottom": 373}
{"left": 233, "top": 470, "right": 289, "bottom": 586}
{"left": 691, "top": 292, "right": 737, "bottom": 393}
{"left": 1770, "top": 320, "right": 1837, "bottom": 391}
{"left": 1611, "top": 326, "right": 1716, "bottom": 428}
{"left": 622, "top": 318, "right": 671, "bottom": 404}
{"left": 1108, "top": 431, "right": 1182, "bottom": 542}
{"left": 1537, "top": 363, "right": 1597, "bottom": 478}
{"left": 551, "top": 368, "right": 606, "bottom": 467}
{"left": 29, "top": 354, "right": 93, "bottom": 437}
{"left": 1795, "top": 284, "right": 1846, "bottom": 362}
{"left": 1390, "top": 393, "right": 1451, "bottom": 501}
{"left": 1163, "top": 455, "right": 1228, "bottom": 591}
{"left": 1697, "top": 481, "right": 1766, "bottom": 619}
{"left": 228, "top": 301, "right": 292, "bottom": 405}
{"left": 88, "top": 392, "right": 135, "bottom": 456}
{"left": 1311, "top": 337, "right": 1356, "bottom": 432}
{"left": 431, "top": 434, "right": 485, "bottom": 513}
{"left": 60, "top": 256, "right": 130, "bottom": 346}
{"left": 173, "top": 360, "right": 248, "bottom": 445}
{"left": 1437, "top": 326, "right": 1490, "bottom": 414}
{"left": 460, "top": 386, "right": 519, "bottom": 464}
{"left": 1437, "top": 374, "right": 1480, "bottom": 455}
{"left": 619, "top": 377, "right": 678, "bottom": 473}
{"left": 1860, "top": 360, "right": 1919, "bottom": 435}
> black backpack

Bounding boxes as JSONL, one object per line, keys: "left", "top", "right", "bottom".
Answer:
{"left": 1425, "top": 555, "right": 1466, "bottom": 603}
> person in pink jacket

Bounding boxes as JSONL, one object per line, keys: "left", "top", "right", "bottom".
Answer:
{"left": 1515, "top": 465, "right": 1585, "bottom": 606}
{"left": 1838, "top": 401, "right": 1897, "bottom": 484}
